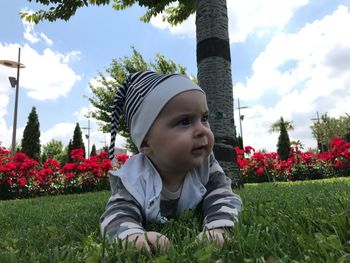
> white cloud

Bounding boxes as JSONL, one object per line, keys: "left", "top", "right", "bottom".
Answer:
{"left": 22, "top": 10, "right": 53, "bottom": 46}
{"left": 0, "top": 16, "right": 81, "bottom": 147}
{"left": 149, "top": 0, "right": 309, "bottom": 43}
{"left": 235, "top": 5, "right": 350, "bottom": 151}
{"left": 150, "top": 12, "right": 196, "bottom": 38}
{"left": 23, "top": 22, "right": 40, "bottom": 44}
{"left": 61, "top": 50, "right": 81, "bottom": 64}
{"left": 40, "top": 33, "right": 53, "bottom": 46}
{"left": 227, "top": 0, "right": 309, "bottom": 42}
{"left": 19, "top": 44, "right": 81, "bottom": 100}
{"left": 73, "top": 107, "right": 90, "bottom": 121}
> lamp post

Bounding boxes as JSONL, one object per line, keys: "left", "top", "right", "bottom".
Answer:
{"left": 0, "top": 47, "right": 25, "bottom": 157}
{"left": 311, "top": 111, "right": 324, "bottom": 153}
{"left": 237, "top": 98, "right": 248, "bottom": 148}
{"left": 82, "top": 119, "right": 91, "bottom": 159}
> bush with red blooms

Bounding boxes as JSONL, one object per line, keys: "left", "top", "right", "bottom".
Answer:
{"left": 0, "top": 147, "right": 131, "bottom": 200}
{"left": 236, "top": 137, "right": 350, "bottom": 183}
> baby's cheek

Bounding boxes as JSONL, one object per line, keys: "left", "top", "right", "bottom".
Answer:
{"left": 208, "top": 131, "right": 215, "bottom": 148}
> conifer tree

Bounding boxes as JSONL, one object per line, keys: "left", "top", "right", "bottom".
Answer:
{"left": 277, "top": 124, "right": 291, "bottom": 160}
{"left": 67, "top": 140, "right": 73, "bottom": 163}
{"left": 21, "top": 106, "right": 41, "bottom": 161}
{"left": 90, "top": 144, "right": 97, "bottom": 156}
{"left": 71, "top": 123, "right": 86, "bottom": 157}
{"left": 41, "top": 152, "right": 47, "bottom": 163}
{"left": 269, "top": 117, "right": 294, "bottom": 161}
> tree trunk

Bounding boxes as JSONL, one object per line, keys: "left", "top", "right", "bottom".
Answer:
{"left": 196, "top": 0, "right": 238, "bottom": 176}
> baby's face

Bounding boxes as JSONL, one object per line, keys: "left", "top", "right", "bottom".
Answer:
{"left": 144, "top": 90, "right": 214, "bottom": 174}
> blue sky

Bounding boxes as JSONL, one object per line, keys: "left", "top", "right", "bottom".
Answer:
{"left": 1, "top": 0, "right": 350, "bottom": 153}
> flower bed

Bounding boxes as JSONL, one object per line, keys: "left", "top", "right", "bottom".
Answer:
{"left": 236, "top": 137, "right": 350, "bottom": 183}
{"left": 2, "top": 137, "right": 349, "bottom": 199}
{"left": 0, "top": 148, "right": 129, "bottom": 200}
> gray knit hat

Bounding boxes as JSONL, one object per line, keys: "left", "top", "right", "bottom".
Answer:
{"left": 109, "top": 71, "right": 204, "bottom": 160}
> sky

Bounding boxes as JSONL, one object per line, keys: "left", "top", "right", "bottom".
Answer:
{"left": 1, "top": 0, "right": 350, "bottom": 154}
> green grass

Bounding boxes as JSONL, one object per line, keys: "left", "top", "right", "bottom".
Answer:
{"left": 0, "top": 178, "right": 349, "bottom": 262}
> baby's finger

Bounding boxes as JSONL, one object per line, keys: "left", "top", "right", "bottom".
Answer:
{"left": 134, "top": 235, "right": 151, "bottom": 251}
{"left": 146, "top": 232, "right": 170, "bottom": 251}
{"left": 123, "top": 234, "right": 151, "bottom": 252}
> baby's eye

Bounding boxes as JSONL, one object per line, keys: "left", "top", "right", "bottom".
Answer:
{"left": 201, "top": 115, "right": 209, "bottom": 122}
{"left": 178, "top": 118, "right": 190, "bottom": 126}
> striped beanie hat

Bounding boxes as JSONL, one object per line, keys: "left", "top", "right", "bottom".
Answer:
{"left": 109, "top": 71, "right": 204, "bottom": 160}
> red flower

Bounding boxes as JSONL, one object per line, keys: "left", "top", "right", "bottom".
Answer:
{"left": 61, "top": 163, "right": 76, "bottom": 173}
{"left": 65, "top": 173, "right": 75, "bottom": 182}
{"left": 43, "top": 158, "right": 60, "bottom": 171}
{"left": 116, "top": 154, "right": 129, "bottom": 165}
{"left": 256, "top": 167, "right": 265, "bottom": 175}
{"left": 17, "top": 177, "right": 27, "bottom": 187}
{"left": 70, "top": 148, "right": 85, "bottom": 162}
{"left": 334, "top": 159, "right": 343, "bottom": 169}
{"left": 244, "top": 146, "right": 255, "bottom": 154}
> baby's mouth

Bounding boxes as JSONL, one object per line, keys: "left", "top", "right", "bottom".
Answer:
{"left": 192, "top": 144, "right": 207, "bottom": 152}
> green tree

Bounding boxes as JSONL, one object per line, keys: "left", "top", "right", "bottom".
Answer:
{"left": 21, "top": 0, "right": 237, "bottom": 173}
{"left": 71, "top": 123, "right": 86, "bottom": 157}
{"left": 311, "top": 113, "right": 350, "bottom": 152}
{"left": 21, "top": 106, "right": 41, "bottom": 161}
{"left": 277, "top": 123, "right": 291, "bottom": 160}
{"left": 88, "top": 47, "right": 187, "bottom": 153}
{"left": 90, "top": 144, "right": 97, "bottom": 156}
{"left": 290, "top": 140, "right": 304, "bottom": 150}
{"left": 269, "top": 117, "right": 294, "bottom": 161}
{"left": 42, "top": 139, "right": 64, "bottom": 160}
{"left": 236, "top": 135, "right": 243, "bottom": 150}
{"left": 344, "top": 131, "right": 350, "bottom": 142}
{"left": 41, "top": 152, "right": 47, "bottom": 163}
{"left": 67, "top": 140, "right": 73, "bottom": 163}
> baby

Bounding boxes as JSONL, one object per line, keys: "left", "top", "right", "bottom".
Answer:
{"left": 100, "top": 71, "right": 242, "bottom": 251}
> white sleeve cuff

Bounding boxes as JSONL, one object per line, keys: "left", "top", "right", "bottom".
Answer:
{"left": 118, "top": 228, "right": 145, "bottom": 240}
{"left": 204, "top": 219, "right": 234, "bottom": 230}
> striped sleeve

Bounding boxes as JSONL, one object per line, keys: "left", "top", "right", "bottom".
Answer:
{"left": 100, "top": 176, "right": 145, "bottom": 240}
{"left": 201, "top": 154, "right": 243, "bottom": 230}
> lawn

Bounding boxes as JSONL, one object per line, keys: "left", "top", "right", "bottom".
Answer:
{"left": 0, "top": 177, "right": 349, "bottom": 262}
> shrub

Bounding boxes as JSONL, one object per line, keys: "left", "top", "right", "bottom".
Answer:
{"left": 236, "top": 137, "right": 350, "bottom": 183}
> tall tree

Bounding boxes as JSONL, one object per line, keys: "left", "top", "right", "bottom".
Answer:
{"left": 88, "top": 47, "right": 187, "bottom": 153}
{"left": 67, "top": 139, "right": 73, "bottom": 163}
{"left": 269, "top": 117, "right": 294, "bottom": 160}
{"left": 21, "top": 0, "right": 237, "bottom": 175}
{"left": 196, "top": 0, "right": 236, "bottom": 174}
{"left": 71, "top": 123, "right": 86, "bottom": 157}
{"left": 90, "top": 144, "right": 97, "bottom": 156}
{"left": 21, "top": 106, "right": 41, "bottom": 161}
{"left": 277, "top": 123, "right": 291, "bottom": 160}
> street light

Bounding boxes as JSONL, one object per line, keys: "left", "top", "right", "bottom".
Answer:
{"left": 82, "top": 119, "right": 91, "bottom": 159}
{"left": 0, "top": 47, "right": 25, "bottom": 157}
{"left": 237, "top": 98, "right": 248, "bottom": 148}
{"left": 311, "top": 111, "right": 324, "bottom": 153}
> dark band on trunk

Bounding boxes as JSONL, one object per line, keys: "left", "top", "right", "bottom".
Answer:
{"left": 213, "top": 144, "right": 236, "bottom": 162}
{"left": 197, "top": 37, "right": 231, "bottom": 63}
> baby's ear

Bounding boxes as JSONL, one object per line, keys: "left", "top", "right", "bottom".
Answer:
{"left": 140, "top": 139, "right": 152, "bottom": 155}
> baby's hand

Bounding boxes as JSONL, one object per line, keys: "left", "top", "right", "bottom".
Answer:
{"left": 123, "top": 231, "right": 170, "bottom": 252}
{"left": 197, "top": 228, "right": 228, "bottom": 247}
